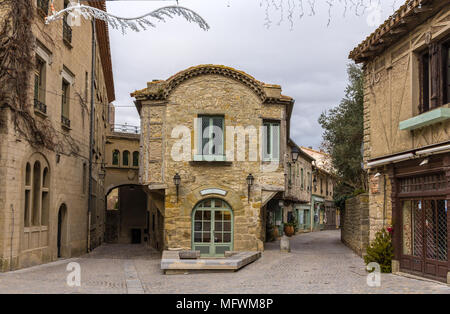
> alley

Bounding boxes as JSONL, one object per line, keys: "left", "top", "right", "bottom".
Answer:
{"left": 0, "top": 230, "right": 449, "bottom": 294}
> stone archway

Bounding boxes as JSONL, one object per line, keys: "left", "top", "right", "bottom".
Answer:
{"left": 191, "top": 198, "right": 234, "bottom": 257}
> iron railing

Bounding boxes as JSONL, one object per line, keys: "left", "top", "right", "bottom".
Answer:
{"left": 61, "top": 115, "right": 71, "bottom": 128}
{"left": 63, "top": 19, "right": 72, "bottom": 45}
{"left": 111, "top": 123, "right": 140, "bottom": 134}
{"left": 34, "top": 99, "right": 47, "bottom": 115}
{"left": 37, "top": 0, "right": 49, "bottom": 15}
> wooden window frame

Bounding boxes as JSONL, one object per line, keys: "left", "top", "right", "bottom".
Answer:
{"left": 419, "top": 35, "right": 450, "bottom": 114}
{"left": 262, "top": 121, "right": 280, "bottom": 162}
{"left": 195, "top": 115, "right": 225, "bottom": 161}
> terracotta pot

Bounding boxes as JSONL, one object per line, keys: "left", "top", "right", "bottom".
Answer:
{"left": 273, "top": 226, "right": 279, "bottom": 238}
{"left": 284, "top": 225, "right": 295, "bottom": 237}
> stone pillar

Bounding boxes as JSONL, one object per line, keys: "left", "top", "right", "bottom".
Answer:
{"left": 392, "top": 259, "right": 400, "bottom": 274}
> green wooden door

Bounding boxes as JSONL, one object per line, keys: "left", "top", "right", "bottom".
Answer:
{"left": 192, "top": 198, "right": 233, "bottom": 257}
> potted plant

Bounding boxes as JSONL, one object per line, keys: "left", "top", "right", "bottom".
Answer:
{"left": 283, "top": 222, "right": 295, "bottom": 237}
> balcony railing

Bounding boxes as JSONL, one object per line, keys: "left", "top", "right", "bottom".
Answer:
{"left": 61, "top": 115, "right": 71, "bottom": 129}
{"left": 111, "top": 123, "right": 140, "bottom": 134}
{"left": 37, "top": 0, "right": 49, "bottom": 16}
{"left": 63, "top": 19, "right": 72, "bottom": 45}
{"left": 34, "top": 99, "right": 47, "bottom": 115}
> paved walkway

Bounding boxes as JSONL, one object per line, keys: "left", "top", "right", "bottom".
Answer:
{"left": 0, "top": 230, "right": 449, "bottom": 294}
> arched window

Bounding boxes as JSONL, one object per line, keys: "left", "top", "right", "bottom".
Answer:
{"left": 23, "top": 154, "right": 50, "bottom": 251}
{"left": 32, "top": 161, "right": 41, "bottom": 226}
{"left": 132, "top": 151, "right": 139, "bottom": 167}
{"left": 123, "top": 150, "right": 130, "bottom": 166}
{"left": 112, "top": 149, "right": 120, "bottom": 166}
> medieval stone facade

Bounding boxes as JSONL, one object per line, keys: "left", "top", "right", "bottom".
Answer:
{"left": 301, "top": 147, "right": 338, "bottom": 231}
{"left": 0, "top": 0, "right": 114, "bottom": 271}
{"left": 350, "top": 0, "right": 450, "bottom": 283}
{"left": 132, "top": 65, "right": 295, "bottom": 255}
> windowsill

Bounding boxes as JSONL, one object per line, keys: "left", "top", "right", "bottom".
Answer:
{"left": 61, "top": 123, "right": 71, "bottom": 131}
{"left": 63, "top": 38, "right": 73, "bottom": 49}
{"left": 262, "top": 159, "right": 280, "bottom": 163}
{"left": 193, "top": 154, "right": 227, "bottom": 162}
{"left": 399, "top": 107, "right": 450, "bottom": 131}
{"left": 34, "top": 108, "right": 47, "bottom": 118}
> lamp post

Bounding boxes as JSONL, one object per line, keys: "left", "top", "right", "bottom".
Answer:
{"left": 291, "top": 145, "right": 300, "bottom": 162}
{"left": 246, "top": 173, "right": 254, "bottom": 203}
{"left": 173, "top": 173, "right": 181, "bottom": 203}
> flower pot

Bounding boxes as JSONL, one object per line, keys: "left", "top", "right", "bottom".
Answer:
{"left": 273, "top": 226, "right": 279, "bottom": 238}
{"left": 284, "top": 225, "right": 295, "bottom": 237}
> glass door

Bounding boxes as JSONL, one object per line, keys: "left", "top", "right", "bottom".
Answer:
{"left": 192, "top": 198, "right": 233, "bottom": 257}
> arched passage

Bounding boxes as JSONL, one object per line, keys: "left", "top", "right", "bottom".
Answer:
{"left": 192, "top": 198, "right": 233, "bottom": 257}
{"left": 105, "top": 184, "right": 148, "bottom": 245}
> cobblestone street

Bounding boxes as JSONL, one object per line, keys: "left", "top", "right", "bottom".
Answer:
{"left": 0, "top": 230, "right": 449, "bottom": 294}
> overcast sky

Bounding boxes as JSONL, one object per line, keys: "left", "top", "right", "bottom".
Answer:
{"left": 106, "top": 0, "right": 397, "bottom": 149}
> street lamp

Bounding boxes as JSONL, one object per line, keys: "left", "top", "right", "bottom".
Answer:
{"left": 246, "top": 174, "right": 254, "bottom": 203}
{"left": 173, "top": 173, "right": 181, "bottom": 203}
{"left": 291, "top": 145, "right": 300, "bottom": 162}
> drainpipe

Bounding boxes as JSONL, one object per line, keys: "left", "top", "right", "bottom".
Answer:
{"left": 87, "top": 18, "right": 96, "bottom": 253}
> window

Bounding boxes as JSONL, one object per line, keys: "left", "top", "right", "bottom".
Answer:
{"left": 263, "top": 121, "right": 280, "bottom": 161}
{"left": 288, "top": 163, "right": 292, "bottom": 187}
{"left": 123, "top": 151, "right": 130, "bottom": 166}
{"left": 308, "top": 172, "right": 311, "bottom": 191}
{"left": 34, "top": 56, "right": 46, "bottom": 114}
{"left": 132, "top": 151, "right": 139, "bottom": 167}
{"left": 37, "top": 0, "right": 49, "bottom": 15}
{"left": 301, "top": 168, "right": 304, "bottom": 190}
{"left": 61, "top": 80, "right": 70, "bottom": 128}
{"left": 196, "top": 115, "right": 224, "bottom": 160}
{"left": 63, "top": 0, "right": 72, "bottom": 45}
{"left": 419, "top": 38, "right": 450, "bottom": 113}
{"left": 326, "top": 178, "right": 329, "bottom": 196}
{"left": 112, "top": 150, "right": 120, "bottom": 166}
{"left": 24, "top": 156, "right": 50, "bottom": 230}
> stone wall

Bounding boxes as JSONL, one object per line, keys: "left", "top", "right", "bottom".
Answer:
{"left": 341, "top": 193, "right": 369, "bottom": 256}
{"left": 134, "top": 67, "right": 292, "bottom": 253}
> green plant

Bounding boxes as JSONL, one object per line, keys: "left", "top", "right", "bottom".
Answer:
{"left": 364, "top": 228, "right": 394, "bottom": 273}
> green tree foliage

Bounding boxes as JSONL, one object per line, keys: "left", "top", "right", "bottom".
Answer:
{"left": 364, "top": 229, "right": 394, "bottom": 273}
{"left": 318, "top": 63, "right": 367, "bottom": 192}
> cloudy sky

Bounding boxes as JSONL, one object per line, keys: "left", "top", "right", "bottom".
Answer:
{"left": 106, "top": 0, "right": 397, "bottom": 149}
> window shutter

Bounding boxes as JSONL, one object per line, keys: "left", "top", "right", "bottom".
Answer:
{"left": 273, "top": 123, "right": 280, "bottom": 160}
{"left": 202, "top": 117, "right": 210, "bottom": 155}
{"left": 262, "top": 124, "right": 269, "bottom": 160}
{"left": 430, "top": 43, "right": 441, "bottom": 109}
{"left": 212, "top": 117, "right": 223, "bottom": 155}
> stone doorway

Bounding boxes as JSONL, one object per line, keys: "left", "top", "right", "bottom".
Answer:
{"left": 57, "top": 204, "right": 68, "bottom": 258}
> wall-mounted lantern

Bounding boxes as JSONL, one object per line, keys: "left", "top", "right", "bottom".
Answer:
{"left": 246, "top": 173, "right": 254, "bottom": 203}
{"left": 291, "top": 145, "right": 300, "bottom": 162}
{"left": 173, "top": 173, "right": 181, "bottom": 202}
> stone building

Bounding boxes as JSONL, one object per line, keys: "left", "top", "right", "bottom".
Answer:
{"left": 0, "top": 0, "right": 114, "bottom": 271}
{"left": 350, "top": 0, "right": 450, "bottom": 282}
{"left": 132, "top": 65, "right": 296, "bottom": 256}
{"left": 301, "top": 147, "right": 338, "bottom": 231}
{"left": 103, "top": 124, "right": 164, "bottom": 249}
{"left": 281, "top": 140, "right": 315, "bottom": 233}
